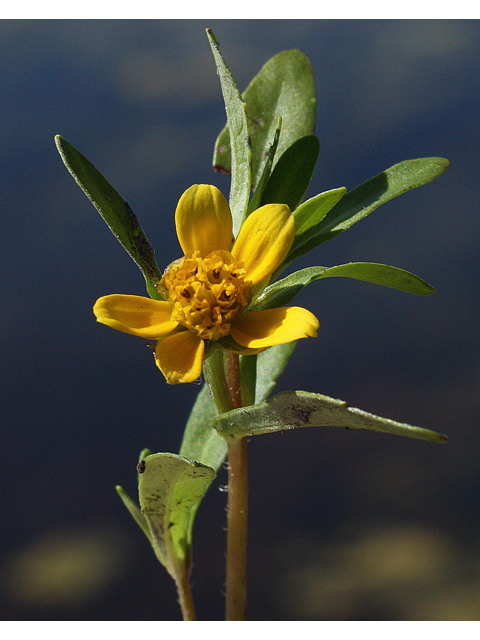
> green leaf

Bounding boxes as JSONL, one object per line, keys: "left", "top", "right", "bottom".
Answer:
{"left": 207, "top": 29, "right": 251, "bottom": 236}
{"left": 213, "top": 390, "right": 448, "bottom": 444}
{"left": 115, "top": 448, "right": 157, "bottom": 543}
{"left": 179, "top": 384, "right": 227, "bottom": 473}
{"left": 239, "top": 353, "right": 257, "bottom": 407}
{"left": 246, "top": 117, "right": 282, "bottom": 216}
{"left": 180, "top": 342, "right": 298, "bottom": 470}
{"left": 255, "top": 341, "right": 297, "bottom": 402}
{"left": 213, "top": 49, "right": 316, "bottom": 191}
{"left": 259, "top": 135, "right": 320, "bottom": 211}
{"left": 269, "top": 186, "right": 346, "bottom": 283}
{"left": 291, "top": 187, "right": 347, "bottom": 248}
{"left": 250, "top": 262, "right": 435, "bottom": 311}
{"left": 285, "top": 157, "right": 450, "bottom": 266}
{"left": 115, "top": 485, "right": 151, "bottom": 542}
{"left": 173, "top": 345, "right": 302, "bottom": 576}
{"left": 55, "top": 135, "right": 162, "bottom": 300}
{"left": 138, "top": 452, "right": 216, "bottom": 580}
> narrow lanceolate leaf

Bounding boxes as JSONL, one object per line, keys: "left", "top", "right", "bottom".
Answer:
{"left": 115, "top": 485, "right": 151, "bottom": 541}
{"left": 213, "top": 390, "right": 448, "bottom": 444}
{"left": 138, "top": 453, "right": 216, "bottom": 580}
{"left": 259, "top": 135, "right": 320, "bottom": 212}
{"left": 250, "top": 262, "right": 435, "bottom": 311}
{"left": 55, "top": 135, "right": 162, "bottom": 299}
{"left": 180, "top": 384, "right": 228, "bottom": 474}
{"left": 269, "top": 186, "right": 346, "bottom": 282}
{"left": 255, "top": 341, "right": 297, "bottom": 403}
{"left": 116, "top": 449, "right": 153, "bottom": 540}
{"left": 285, "top": 157, "right": 450, "bottom": 266}
{"left": 291, "top": 187, "right": 347, "bottom": 250}
{"left": 292, "top": 187, "right": 347, "bottom": 240}
{"left": 207, "top": 29, "right": 251, "bottom": 236}
{"left": 213, "top": 49, "right": 316, "bottom": 190}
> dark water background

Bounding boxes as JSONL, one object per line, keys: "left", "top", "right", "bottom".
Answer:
{"left": 1, "top": 19, "right": 479, "bottom": 620}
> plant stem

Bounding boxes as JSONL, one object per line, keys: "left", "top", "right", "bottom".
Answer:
{"left": 225, "top": 436, "right": 248, "bottom": 620}
{"left": 225, "top": 351, "right": 248, "bottom": 620}
{"left": 175, "top": 570, "right": 197, "bottom": 621}
{"left": 204, "top": 349, "right": 249, "bottom": 620}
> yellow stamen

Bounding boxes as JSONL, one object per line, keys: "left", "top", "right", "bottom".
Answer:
{"left": 159, "top": 250, "right": 252, "bottom": 341}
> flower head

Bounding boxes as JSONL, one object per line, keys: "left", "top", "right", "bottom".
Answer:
{"left": 93, "top": 185, "right": 319, "bottom": 384}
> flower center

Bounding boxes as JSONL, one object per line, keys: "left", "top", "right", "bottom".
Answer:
{"left": 158, "top": 250, "right": 252, "bottom": 341}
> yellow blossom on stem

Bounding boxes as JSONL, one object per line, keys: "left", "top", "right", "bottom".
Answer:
{"left": 93, "top": 184, "right": 319, "bottom": 384}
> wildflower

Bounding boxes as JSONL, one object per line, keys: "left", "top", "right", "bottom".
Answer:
{"left": 93, "top": 185, "right": 319, "bottom": 384}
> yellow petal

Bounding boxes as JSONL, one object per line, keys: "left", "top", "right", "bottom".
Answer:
{"left": 232, "top": 204, "right": 295, "bottom": 285}
{"left": 93, "top": 295, "right": 177, "bottom": 338}
{"left": 175, "top": 184, "right": 233, "bottom": 257}
{"left": 155, "top": 331, "right": 205, "bottom": 384}
{"left": 230, "top": 307, "right": 319, "bottom": 349}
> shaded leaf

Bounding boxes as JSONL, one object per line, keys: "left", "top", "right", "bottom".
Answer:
{"left": 247, "top": 117, "right": 282, "bottom": 216}
{"left": 207, "top": 29, "right": 251, "bottom": 236}
{"left": 214, "top": 390, "right": 448, "bottom": 444}
{"left": 179, "top": 384, "right": 227, "bottom": 473}
{"left": 238, "top": 353, "right": 257, "bottom": 407}
{"left": 259, "top": 135, "right": 320, "bottom": 211}
{"left": 285, "top": 157, "right": 450, "bottom": 266}
{"left": 255, "top": 341, "right": 297, "bottom": 402}
{"left": 55, "top": 135, "right": 162, "bottom": 299}
{"left": 251, "top": 262, "right": 435, "bottom": 311}
{"left": 214, "top": 49, "right": 316, "bottom": 190}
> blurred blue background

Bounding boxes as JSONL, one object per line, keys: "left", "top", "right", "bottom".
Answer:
{"left": 1, "top": 19, "right": 479, "bottom": 620}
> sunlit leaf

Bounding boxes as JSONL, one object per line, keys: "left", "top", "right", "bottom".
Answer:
{"left": 269, "top": 186, "right": 346, "bottom": 281}
{"left": 285, "top": 157, "right": 450, "bottom": 266}
{"left": 214, "top": 390, "right": 448, "bottom": 444}
{"left": 138, "top": 453, "right": 216, "bottom": 580}
{"left": 290, "top": 187, "right": 346, "bottom": 250}
{"left": 180, "top": 341, "right": 298, "bottom": 480}
{"left": 250, "top": 262, "right": 435, "bottom": 311}
{"left": 207, "top": 29, "right": 251, "bottom": 236}
{"left": 55, "top": 135, "right": 162, "bottom": 299}
{"left": 214, "top": 49, "right": 316, "bottom": 190}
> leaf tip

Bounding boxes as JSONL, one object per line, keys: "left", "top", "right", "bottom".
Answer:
{"left": 415, "top": 282, "right": 436, "bottom": 295}
{"left": 54, "top": 134, "right": 64, "bottom": 152}
{"left": 206, "top": 28, "right": 218, "bottom": 46}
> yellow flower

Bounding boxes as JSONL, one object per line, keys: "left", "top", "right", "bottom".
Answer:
{"left": 93, "top": 185, "right": 319, "bottom": 384}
